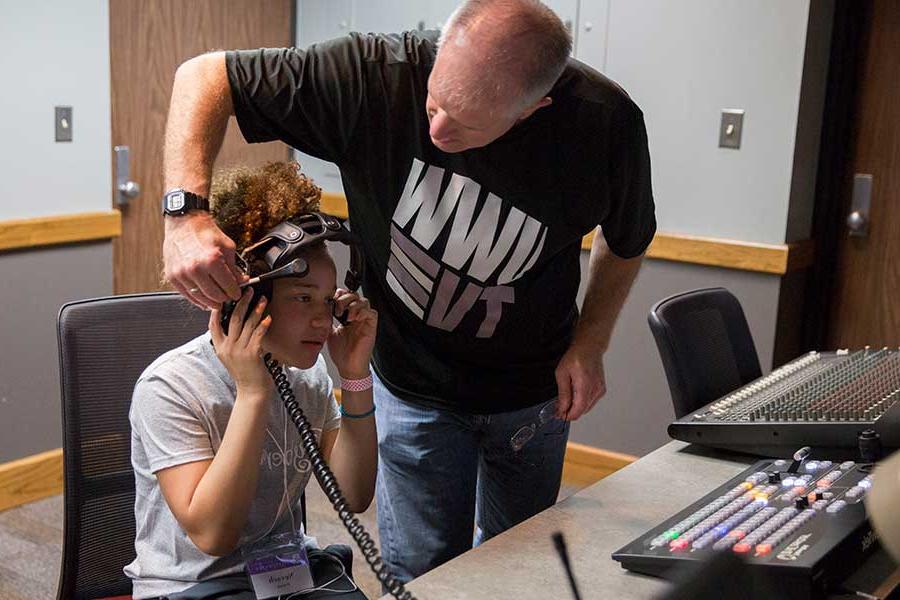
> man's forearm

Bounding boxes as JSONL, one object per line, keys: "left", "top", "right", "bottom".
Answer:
{"left": 164, "top": 51, "right": 233, "bottom": 196}
{"left": 574, "top": 229, "right": 643, "bottom": 353}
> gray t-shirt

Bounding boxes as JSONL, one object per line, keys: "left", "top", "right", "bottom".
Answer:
{"left": 124, "top": 332, "right": 340, "bottom": 599}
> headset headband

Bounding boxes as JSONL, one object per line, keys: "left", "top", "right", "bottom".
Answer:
{"left": 240, "top": 212, "right": 364, "bottom": 292}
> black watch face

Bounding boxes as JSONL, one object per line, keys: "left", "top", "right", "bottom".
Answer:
{"left": 167, "top": 191, "right": 186, "bottom": 212}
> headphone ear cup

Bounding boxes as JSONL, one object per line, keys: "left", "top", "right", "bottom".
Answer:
{"left": 344, "top": 240, "right": 365, "bottom": 292}
{"left": 219, "top": 282, "right": 273, "bottom": 335}
{"left": 220, "top": 298, "right": 239, "bottom": 335}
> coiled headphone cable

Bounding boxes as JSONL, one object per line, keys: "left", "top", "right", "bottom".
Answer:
{"left": 264, "top": 353, "right": 415, "bottom": 600}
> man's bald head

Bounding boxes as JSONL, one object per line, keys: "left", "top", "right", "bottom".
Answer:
{"left": 425, "top": 0, "right": 572, "bottom": 153}
{"left": 437, "top": 0, "right": 571, "bottom": 112}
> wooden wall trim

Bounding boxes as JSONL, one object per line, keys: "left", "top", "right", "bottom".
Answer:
{"left": 581, "top": 231, "right": 814, "bottom": 275}
{"left": 319, "top": 193, "right": 812, "bottom": 275}
{"left": 0, "top": 211, "right": 121, "bottom": 252}
{"left": 320, "top": 192, "right": 349, "bottom": 219}
{"left": 0, "top": 449, "right": 63, "bottom": 513}
{"left": 0, "top": 441, "right": 634, "bottom": 512}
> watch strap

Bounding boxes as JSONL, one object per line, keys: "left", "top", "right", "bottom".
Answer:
{"left": 163, "top": 189, "right": 210, "bottom": 215}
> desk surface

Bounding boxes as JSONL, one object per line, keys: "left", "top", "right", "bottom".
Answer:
{"left": 380, "top": 441, "right": 759, "bottom": 600}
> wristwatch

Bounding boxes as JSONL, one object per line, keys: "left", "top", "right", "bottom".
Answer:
{"left": 162, "top": 188, "right": 210, "bottom": 216}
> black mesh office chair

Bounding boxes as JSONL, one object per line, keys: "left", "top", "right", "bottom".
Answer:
{"left": 57, "top": 292, "right": 309, "bottom": 599}
{"left": 648, "top": 287, "right": 762, "bottom": 419}
{"left": 56, "top": 292, "right": 208, "bottom": 599}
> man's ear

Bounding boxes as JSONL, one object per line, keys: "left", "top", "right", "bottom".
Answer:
{"left": 517, "top": 96, "right": 553, "bottom": 122}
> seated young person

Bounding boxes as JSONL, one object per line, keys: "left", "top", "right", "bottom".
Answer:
{"left": 125, "top": 162, "right": 377, "bottom": 599}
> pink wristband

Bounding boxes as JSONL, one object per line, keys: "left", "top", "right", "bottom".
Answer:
{"left": 341, "top": 372, "right": 373, "bottom": 392}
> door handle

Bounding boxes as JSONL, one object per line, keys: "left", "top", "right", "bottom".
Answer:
{"left": 114, "top": 145, "right": 141, "bottom": 206}
{"left": 847, "top": 174, "right": 872, "bottom": 238}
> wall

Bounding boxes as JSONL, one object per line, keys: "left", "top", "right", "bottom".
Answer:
{"left": 0, "top": 0, "right": 112, "bottom": 220}
{"left": 0, "top": 0, "right": 114, "bottom": 463}
{"left": 0, "top": 244, "right": 112, "bottom": 463}
{"left": 604, "top": 0, "right": 811, "bottom": 244}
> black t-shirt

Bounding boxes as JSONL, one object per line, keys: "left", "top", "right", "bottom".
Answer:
{"left": 226, "top": 31, "right": 655, "bottom": 414}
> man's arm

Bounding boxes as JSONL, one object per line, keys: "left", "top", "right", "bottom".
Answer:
{"left": 554, "top": 228, "right": 643, "bottom": 421}
{"left": 163, "top": 52, "right": 243, "bottom": 308}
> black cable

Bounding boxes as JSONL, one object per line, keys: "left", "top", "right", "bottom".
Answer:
{"left": 265, "top": 354, "right": 415, "bottom": 600}
{"left": 552, "top": 532, "right": 583, "bottom": 600}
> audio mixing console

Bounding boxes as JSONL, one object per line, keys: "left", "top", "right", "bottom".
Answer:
{"left": 668, "top": 348, "right": 900, "bottom": 456}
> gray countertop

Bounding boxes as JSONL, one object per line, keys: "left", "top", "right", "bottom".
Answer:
{"left": 379, "top": 441, "right": 762, "bottom": 600}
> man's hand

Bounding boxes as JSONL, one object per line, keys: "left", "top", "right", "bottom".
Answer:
{"left": 164, "top": 212, "right": 245, "bottom": 309}
{"left": 554, "top": 339, "right": 606, "bottom": 421}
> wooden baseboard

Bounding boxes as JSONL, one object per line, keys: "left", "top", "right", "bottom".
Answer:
{"left": 562, "top": 442, "right": 636, "bottom": 489}
{"left": 0, "top": 440, "right": 632, "bottom": 512}
{"left": 0, "top": 449, "right": 63, "bottom": 513}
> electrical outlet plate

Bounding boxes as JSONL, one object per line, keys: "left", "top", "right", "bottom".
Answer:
{"left": 719, "top": 109, "right": 744, "bottom": 149}
{"left": 55, "top": 106, "right": 73, "bottom": 142}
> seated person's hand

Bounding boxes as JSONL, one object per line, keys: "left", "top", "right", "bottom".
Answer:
{"left": 327, "top": 289, "right": 378, "bottom": 379}
{"left": 208, "top": 288, "right": 273, "bottom": 396}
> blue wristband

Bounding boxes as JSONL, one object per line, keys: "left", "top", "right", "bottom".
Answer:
{"left": 340, "top": 404, "right": 376, "bottom": 419}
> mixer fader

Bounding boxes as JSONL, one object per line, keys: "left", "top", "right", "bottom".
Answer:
{"left": 668, "top": 348, "right": 900, "bottom": 455}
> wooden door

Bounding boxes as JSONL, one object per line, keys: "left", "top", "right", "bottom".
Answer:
{"left": 110, "top": 0, "right": 293, "bottom": 294}
{"left": 827, "top": 0, "right": 900, "bottom": 348}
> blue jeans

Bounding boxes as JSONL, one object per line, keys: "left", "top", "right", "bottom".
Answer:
{"left": 373, "top": 372, "right": 570, "bottom": 583}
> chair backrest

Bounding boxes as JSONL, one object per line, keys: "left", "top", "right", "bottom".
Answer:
{"left": 57, "top": 292, "right": 208, "bottom": 599}
{"left": 648, "top": 287, "right": 762, "bottom": 419}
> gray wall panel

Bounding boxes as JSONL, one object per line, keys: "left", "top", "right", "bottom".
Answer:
{"left": 0, "top": 242, "right": 112, "bottom": 463}
{"left": 569, "top": 254, "right": 782, "bottom": 456}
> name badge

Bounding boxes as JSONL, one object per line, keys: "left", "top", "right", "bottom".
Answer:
{"left": 243, "top": 532, "right": 314, "bottom": 599}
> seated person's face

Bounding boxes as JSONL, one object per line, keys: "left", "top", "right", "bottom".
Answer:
{"left": 262, "top": 251, "right": 338, "bottom": 368}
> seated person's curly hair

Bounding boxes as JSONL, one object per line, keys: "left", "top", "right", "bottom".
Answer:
{"left": 210, "top": 161, "right": 322, "bottom": 253}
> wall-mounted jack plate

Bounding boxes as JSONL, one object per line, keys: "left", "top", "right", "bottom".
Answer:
{"left": 55, "top": 106, "right": 73, "bottom": 142}
{"left": 719, "top": 109, "right": 744, "bottom": 149}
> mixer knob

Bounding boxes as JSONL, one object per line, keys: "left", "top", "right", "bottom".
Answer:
{"left": 795, "top": 497, "right": 810, "bottom": 509}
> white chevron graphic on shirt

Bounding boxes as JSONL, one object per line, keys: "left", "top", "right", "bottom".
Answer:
{"left": 388, "top": 158, "right": 547, "bottom": 338}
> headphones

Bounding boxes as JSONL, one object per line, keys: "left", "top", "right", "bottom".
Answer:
{"left": 221, "top": 212, "right": 364, "bottom": 334}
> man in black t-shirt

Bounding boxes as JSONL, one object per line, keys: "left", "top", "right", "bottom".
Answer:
{"left": 162, "top": 0, "right": 655, "bottom": 584}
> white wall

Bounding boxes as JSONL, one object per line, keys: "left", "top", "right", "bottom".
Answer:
{"left": 0, "top": 0, "right": 111, "bottom": 220}
{"left": 600, "top": 0, "right": 815, "bottom": 244}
